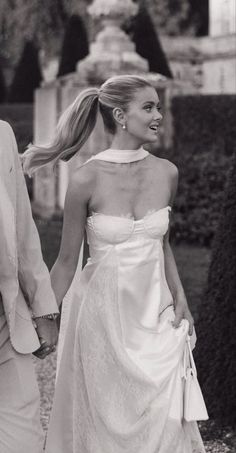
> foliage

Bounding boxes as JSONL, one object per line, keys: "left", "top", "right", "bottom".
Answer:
{"left": 0, "top": 0, "right": 209, "bottom": 75}
{"left": 195, "top": 148, "right": 236, "bottom": 426}
{"left": 0, "top": 0, "right": 88, "bottom": 66}
{"left": 123, "top": 4, "right": 172, "bottom": 77}
{"left": 9, "top": 41, "right": 42, "bottom": 103}
{"left": 144, "top": 0, "right": 190, "bottom": 36}
{"left": 57, "top": 14, "right": 89, "bottom": 77}
{"left": 166, "top": 95, "right": 236, "bottom": 245}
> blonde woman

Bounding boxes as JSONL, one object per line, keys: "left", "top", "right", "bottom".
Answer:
{"left": 23, "top": 75, "right": 206, "bottom": 453}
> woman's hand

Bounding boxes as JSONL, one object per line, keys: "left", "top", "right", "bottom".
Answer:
{"left": 172, "top": 297, "right": 194, "bottom": 335}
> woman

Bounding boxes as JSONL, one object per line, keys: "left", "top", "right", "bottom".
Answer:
{"left": 23, "top": 75, "right": 206, "bottom": 452}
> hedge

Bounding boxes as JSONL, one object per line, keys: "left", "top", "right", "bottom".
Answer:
{"left": 166, "top": 95, "right": 236, "bottom": 245}
{"left": 195, "top": 148, "right": 236, "bottom": 426}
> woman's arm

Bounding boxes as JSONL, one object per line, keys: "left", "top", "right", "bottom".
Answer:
{"left": 50, "top": 166, "right": 93, "bottom": 308}
{"left": 163, "top": 164, "right": 194, "bottom": 335}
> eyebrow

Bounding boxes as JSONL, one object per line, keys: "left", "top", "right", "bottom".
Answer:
{"left": 142, "top": 101, "right": 160, "bottom": 106}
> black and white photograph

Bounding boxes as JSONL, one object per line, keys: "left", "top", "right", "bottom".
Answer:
{"left": 0, "top": 1, "right": 236, "bottom": 452}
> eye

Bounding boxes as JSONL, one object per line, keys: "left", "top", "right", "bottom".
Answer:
{"left": 144, "top": 105, "right": 152, "bottom": 112}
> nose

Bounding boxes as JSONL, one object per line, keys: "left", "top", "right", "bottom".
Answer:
{"left": 154, "top": 109, "right": 163, "bottom": 121}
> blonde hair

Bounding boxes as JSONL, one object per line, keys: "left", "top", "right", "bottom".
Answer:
{"left": 22, "top": 75, "right": 153, "bottom": 175}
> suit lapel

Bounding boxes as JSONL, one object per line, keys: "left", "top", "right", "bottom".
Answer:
{"left": 0, "top": 178, "right": 17, "bottom": 283}
{"left": 0, "top": 146, "right": 18, "bottom": 321}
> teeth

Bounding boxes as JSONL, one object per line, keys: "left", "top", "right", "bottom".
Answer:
{"left": 150, "top": 125, "right": 158, "bottom": 130}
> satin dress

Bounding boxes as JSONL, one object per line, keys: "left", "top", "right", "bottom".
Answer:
{"left": 45, "top": 188, "right": 206, "bottom": 452}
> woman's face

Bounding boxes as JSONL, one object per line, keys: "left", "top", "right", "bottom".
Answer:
{"left": 124, "top": 87, "right": 163, "bottom": 145}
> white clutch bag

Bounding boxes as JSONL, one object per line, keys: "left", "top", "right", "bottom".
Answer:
{"left": 183, "top": 336, "right": 209, "bottom": 422}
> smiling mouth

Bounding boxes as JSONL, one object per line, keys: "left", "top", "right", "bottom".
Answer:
{"left": 149, "top": 124, "right": 159, "bottom": 132}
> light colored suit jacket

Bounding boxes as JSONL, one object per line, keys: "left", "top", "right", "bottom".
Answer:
{"left": 0, "top": 120, "right": 59, "bottom": 353}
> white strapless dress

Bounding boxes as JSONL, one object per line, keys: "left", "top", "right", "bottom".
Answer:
{"left": 45, "top": 207, "right": 206, "bottom": 453}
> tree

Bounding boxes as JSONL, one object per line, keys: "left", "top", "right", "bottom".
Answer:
{"left": 144, "top": 0, "right": 190, "bottom": 36}
{"left": 124, "top": 4, "right": 172, "bottom": 77}
{"left": 9, "top": 41, "right": 42, "bottom": 103}
{"left": 0, "top": 65, "right": 7, "bottom": 102}
{"left": 57, "top": 14, "right": 89, "bottom": 77}
{"left": 195, "top": 149, "right": 236, "bottom": 426}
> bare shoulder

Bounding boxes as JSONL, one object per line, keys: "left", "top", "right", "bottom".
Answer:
{"left": 148, "top": 154, "right": 178, "bottom": 180}
{"left": 66, "top": 160, "right": 97, "bottom": 205}
{"left": 148, "top": 155, "right": 178, "bottom": 204}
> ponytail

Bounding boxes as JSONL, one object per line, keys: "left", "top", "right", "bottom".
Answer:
{"left": 22, "top": 87, "right": 99, "bottom": 175}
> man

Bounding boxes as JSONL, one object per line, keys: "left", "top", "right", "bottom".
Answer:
{"left": 0, "top": 120, "right": 59, "bottom": 453}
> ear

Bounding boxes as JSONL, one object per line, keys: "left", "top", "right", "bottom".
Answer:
{"left": 112, "top": 107, "right": 126, "bottom": 127}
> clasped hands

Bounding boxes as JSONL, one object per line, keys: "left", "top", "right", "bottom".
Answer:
{"left": 33, "top": 317, "right": 59, "bottom": 359}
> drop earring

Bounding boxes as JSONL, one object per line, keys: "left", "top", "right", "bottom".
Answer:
{"left": 122, "top": 124, "right": 126, "bottom": 130}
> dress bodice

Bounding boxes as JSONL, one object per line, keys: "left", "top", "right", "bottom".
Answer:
{"left": 86, "top": 205, "right": 171, "bottom": 247}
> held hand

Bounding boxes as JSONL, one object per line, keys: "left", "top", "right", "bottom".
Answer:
{"left": 172, "top": 298, "right": 194, "bottom": 336}
{"left": 33, "top": 318, "right": 58, "bottom": 359}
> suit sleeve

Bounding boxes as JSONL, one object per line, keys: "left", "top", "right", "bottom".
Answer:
{"left": 10, "top": 126, "right": 59, "bottom": 317}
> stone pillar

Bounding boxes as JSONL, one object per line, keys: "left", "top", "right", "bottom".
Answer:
{"left": 209, "top": 0, "right": 236, "bottom": 36}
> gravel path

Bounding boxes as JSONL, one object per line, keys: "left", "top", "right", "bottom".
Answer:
{"left": 35, "top": 353, "right": 234, "bottom": 453}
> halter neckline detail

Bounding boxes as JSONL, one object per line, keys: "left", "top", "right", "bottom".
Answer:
{"left": 85, "top": 147, "right": 149, "bottom": 164}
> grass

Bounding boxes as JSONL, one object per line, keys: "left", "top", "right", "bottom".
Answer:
{"left": 172, "top": 244, "right": 211, "bottom": 320}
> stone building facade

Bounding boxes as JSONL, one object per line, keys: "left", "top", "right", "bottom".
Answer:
{"left": 161, "top": 0, "right": 236, "bottom": 94}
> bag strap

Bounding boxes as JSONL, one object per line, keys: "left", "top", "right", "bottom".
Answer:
{"left": 183, "top": 335, "right": 197, "bottom": 378}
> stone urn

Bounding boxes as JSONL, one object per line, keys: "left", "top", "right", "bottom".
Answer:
{"left": 77, "top": 0, "right": 148, "bottom": 82}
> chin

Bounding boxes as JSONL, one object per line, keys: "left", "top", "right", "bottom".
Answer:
{"left": 146, "top": 134, "right": 158, "bottom": 143}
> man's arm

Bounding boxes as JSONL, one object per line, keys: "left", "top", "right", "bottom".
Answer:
{"left": 9, "top": 125, "right": 59, "bottom": 318}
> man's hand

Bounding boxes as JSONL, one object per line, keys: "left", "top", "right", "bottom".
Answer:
{"left": 172, "top": 298, "right": 194, "bottom": 336}
{"left": 33, "top": 317, "right": 58, "bottom": 359}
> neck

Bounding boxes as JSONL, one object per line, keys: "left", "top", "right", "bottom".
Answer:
{"left": 110, "top": 136, "right": 144, "bottom": 151}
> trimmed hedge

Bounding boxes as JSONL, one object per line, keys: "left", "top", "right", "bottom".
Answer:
{"left": 9, "top": 41, "right": 42, "bottom": 103}
{"left": 167, "top": 95, "right": 236, "bottom": 245}
{"left": 195, "top": 148, "right": 236, "bottom": 426}
{"left": 123, "top": 5, "right": 172, "bottom": 78}
{"left": 57, "top": 15, "right": 89, "bottom": 77}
